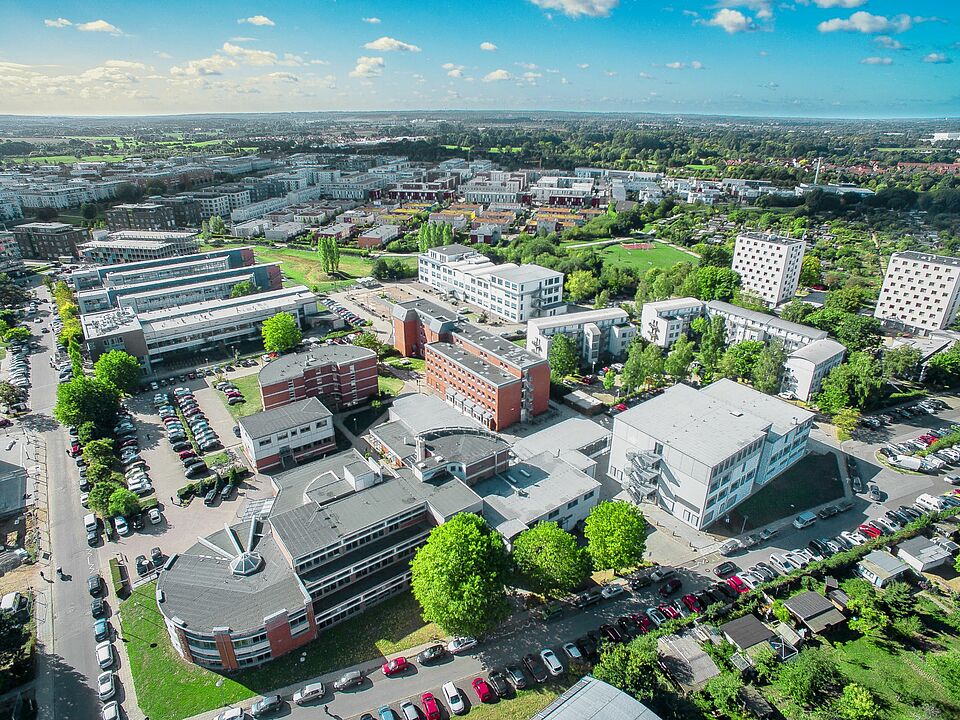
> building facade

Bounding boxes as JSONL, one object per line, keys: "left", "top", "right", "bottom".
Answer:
{"left": 706, "top": 301, "right": 827, "bottom": 353}
{"left": 608, "top": 379, "right": 813, "bottom": 530}
{"left": 418, "top": 244, "right": 565, "bottom": 323}
{"left": 12, "top": 222, "right": 88, "bottom": 260}
{"left": 731, "top": 232, "right": 805, "bottom": 307}
{"left": 258, "top": 345, "right": 379, "bottom": 411}
{"left": 106, "top": 203, "right": 178, "bottom": 232}
{"left": 874, "top": 251, "right": 960, "bottom": 334}
{"left": 392, "top": 299, "right": 550, "bottom": 430}
{"left": 526, "top": 308, "right": 636, "bottom": 367}
{"left": 238, "top": 397, "right": 336, "bottom": 472}
{"left": 639, "top": 298, "right": 706, "bottom": 348}
{"left": 781, "top": 338, "right": 846, "bottom": 402}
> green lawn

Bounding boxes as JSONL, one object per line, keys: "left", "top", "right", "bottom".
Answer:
{"left": 122, "top": 583, "right": 443, "bottom": 720}
{"left": 219, "top": 373, "right": 263, "bottom": 420}
{"left": 582, "top": 243, "right": 697, "bottom": 273}
{"left": 379, "top": 375, "right": 405, "bottom": 397}
{"left": 464, "top": 684, "right": 563, "bottom": 718}
{"left": 715, "top": 452, "right": 844, "bottom": 532}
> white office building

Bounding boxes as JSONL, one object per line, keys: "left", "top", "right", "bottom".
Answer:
{"left": 731, "top": 232, "right": 805, "bottom": 307}
{"left": 639, "top": 298, "right": 705, "bottom": 348}
{"left": 782, "top": 338, "right": 846, "bottom": 402}
{"left": 527, "top": 308, "right": 635, "bottom": 367}
{"left": 874, "top": 251, "right": 960, "bottom": 334}
{"left": 418, "top": 244, "right": 565, "bottom": 323}
{"left": 705, "top": 301, "right": 827, "bottom": 353}
{"left": 608, "top": 380, "right": 813, "bottom": 530}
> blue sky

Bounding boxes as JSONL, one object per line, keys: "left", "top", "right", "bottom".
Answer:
{"left": 1, "top": 1, "right": 957, "bottom": 117}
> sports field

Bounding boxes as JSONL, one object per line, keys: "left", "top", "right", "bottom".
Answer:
{"left": 578, "top": 242, "right": 697, "bottom": 272}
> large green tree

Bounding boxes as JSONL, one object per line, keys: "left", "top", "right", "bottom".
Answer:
{"left": 261, "top": 312, "right": 302, "bottom": 353}
{"left": 777, "top": 647, "right": 844, "bottom": 707}
{"left": 108, "top": 487, "right": 142, "bottom": 518}
{"left": 816, "top": 352, "right": 885, "bottom": 414}
{"left": 835, "top": 683, "right": 880, "bottom": 720}
{"left": 693, "top": 266, "right": 740, "bottom": 301}
{"left": 53, "top": 376, "right": 120, "bottom": 431}
{"left": 94, "top": 350, "right": 142, "bottom": 395}
{"left": 584, "top": 501, "right": 647, "bottom": 573}
{"left": 410, "top": 513, "right": 511, "bottom": 637}
{"left": 718, "top": 340, "right": 765, "bottom": 380}
{"left": 695, "top": 315, "right": 727, "bottom": 380}
{"left": 566, "top": 270, "right": 600, "bottom": 303}
{"left": 882, "top": 346, "right": 921, "bottom": 380}
{"left": 664, "top": 334, "right": 695, "bottom": 380}
{"left": 548, "top": 333, "right": 579, "bottom": 381}
{"left": 799, "top": 255, "right": 823, "bottom": 287}
{"left": 0, "top": 381, "right": 24, "bottom": 407}
{"left": 512, "top": 522, "right": 590, "bottom": 596}
{"left": 752, "top": 341, "right": 786, "bottom": 394}
{"left": 82, "top": 438, "right": 115, "bottom": 468}
{"left": 592, "top": 636, "right": 660, "bottom": 702}
{"left": 835, "top": 315, "right": 882, "bottom": 352}
{"left": 88, "top": 481, "right": 123, "bottom": 517}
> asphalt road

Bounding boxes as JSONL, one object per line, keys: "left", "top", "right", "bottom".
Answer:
{"left": 29, "top": 285, "right": 124, "bottom": 720}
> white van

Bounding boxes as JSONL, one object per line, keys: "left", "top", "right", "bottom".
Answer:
{"left": 84, "top": 513, "right": 98, "bottom": 532}
{"left": 916, "top": 493, "right": 946, "bottom": 511}
{"left": 1, "top": 592, "right": 22, "bottom": 613}
{"left": 792, "top": 511, "right": 818, "bottom": 530}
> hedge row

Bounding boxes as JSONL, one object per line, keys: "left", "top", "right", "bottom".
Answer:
{"left": 109, "top": 557, "right": 129, "bottom": 599}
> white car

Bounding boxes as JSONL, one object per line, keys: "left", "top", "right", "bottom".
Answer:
{"left": 769, "top": 553, "right": 798, "bottom": 574}
{"left": 540, "top": 648, "right": 564, "bottom": 677}
{"left": 101, "top": 701, "right": 120, "bottom": 720}
{"left": 784, "top": 551, "right": 808, "bottom": 568}
{"left": 561, "top": 642, "right": 583, "bottom": 662}
{"left": 873, "top": 517, "right": 900, "bottom": 534}
{"left": 646, "top": 607, "right": 666, "bottom": 627}
{"left": 442, "top": 681, "right": 466, "bottom": 715}
{"left": 96, "top": 641, "right": 114, "bottom": 669}
{"left": 600, "top": 584, "right": 625, "bottom": 600}
{"left": 97, "top": 671, "right": 115, "bottom": 700}
{"left": 739, "top": 571, "right": 764, "bottom": 590}
{"left": 148, "top": 508, "right": 162, "bottom": 525}
{"left": 114, "top": 517, "right": 129, "bottom": 536}
{"left": 214, "top": 709, "right": 245, "bottom": 720}
{"left": 840, "top": 531, "right": 867, "bottom": 546}
{"left": 446, "top": 636, "right": 477, "bottom": 654}
{"left": 292, "top": 682, "right": 325, "bottom": 705}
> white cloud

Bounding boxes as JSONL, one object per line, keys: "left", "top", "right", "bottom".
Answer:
{"left": 811, "top": 0, "right": 867, "bottom": 7}
{"left": 817, "top": 12, "right": 913, "bottom": 34}
{"left": 442, "top": 63, "right": 465, "bottom": 78}
{"left": 44, "top": 18, "right": 72, "bottom": 28}
{"left": 924, "top": 52, "right": 952, "bottom": 64}
{"left": 561, "top": 77, "right": 570, "bottom": 84}
{"left": 349, "top": 56, "right": 384, "bottom": 78}
{"left": 104, "top": 60, "right": 147, "bottom": 70}
{"left": 638, "top": 71, "right": 654, "bottom": 79}
{"left": 482, "top": 69, "right": 513, "bottom": 82}
{"left": 363, "top": 36, "right": 421, "bottom": 53}
{"left": 704, "top": 9, "right": 754, "bottom": 34}
{"left": 230, "top": 36, "right": 257, "bottom": 43}
{"left": 309, "top": 59, "right": 329, "bottom": 66}
{"left": 220, "top": 42, "right": 305, "bottom": 67}
{"left": 238, "top": 15, "right": 275, "bottom": 26}
{"left": 604, "top": 70, "right": 617, "bottom": 76}
{"left": 527, "top": 0, "right": 619, "bottom": 18}
{"left": 665, "top": 62, "right": 686, "bottom": 69}
{"left": 758, "top": 50, "right": 769, "bottom": 56}
{"left": 170, "top": 54, "right": 236, "bottom": 77}
{"left": 860, "top": 56, "right": 892, "bottom": 65}
{"left": 362, "top": 17, "right": 381, "bottom": 24}
{"left": 480, "top": 41, "right": 498, "bottom": 51}
{"left": 873, "top": 36, "right": 904, "bottom": 50}
{"left": 691, "top": 60, "right": 704, "bottom": 70}
{"left": 155, "top": 51, "right": 173, "bottom": 60}
{"left": 516, "top": 62, "right": 539, "bottom": 70}
{"left": 76, "top": 19, "right": 123, "bottom": 34}
{"left": 263, "top": 72, "right": 298, "bottom": 82}
{"left": 577, "top": 63, "right": 590, "bottom": 69}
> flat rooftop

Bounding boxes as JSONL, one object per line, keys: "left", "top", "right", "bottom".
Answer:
{"left": 528, "top": 307, "right": 630, "bottom": 331}
{"left": 708, "top": 301, "right": 828, "bottom": 341}
{"left": 238, "top": 397, "right": 332, "bottom": 439}
{"left": 892, "top": 250, "right": 960, "bottom": 268}
{"left": 455, "top": 322, "right": 545, "bottom": 370}
{"left": 737, "top": 231, "right": 804, "bottom": 247}
{"left": 428, "top": 343, "right": 518, "bottom": 387}
{"left": 259, "top": 345, "right": 376, "bottom": 386}
{"left": 81, "top": 239, "right": 172, "bottom": 251}
{"left": 615, "top": 383, "right": 771, "bottom": 467}
{"left": 701, "top": 378, "right": 814, "bottom": 437}
{"left": 489, "top": 264, "right": 563, "bottom": 284}
{"left": 514, "top": 418, "right": 610, "bottom": 458}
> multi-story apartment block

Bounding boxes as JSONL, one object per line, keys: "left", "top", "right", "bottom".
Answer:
{"left": 357, "top": 225, "right": 400, "bottom": 249}
{"left": 528, "top": 176, "right": 595, "bottom": 206}
{"left": 154, "top": 196, "right": 202, "bottom": 228}
{"left": 157, "top": 448, "right": 483, "bottom": 669}
{"left": 640, "top": 298, "right": 706, "bottom": 348}
{"left": 392, "top": 299, "right": 550, "bottom": 430}
{"left": 0, "top": 190, "right": 23, "bottom": 222}
{"left": 78, "top": 230, "right": 199, "bottom": 265}
{"left": 387, "top": 177, "right": 458, "bottom": 203}
{"left": 731, "top": 232, "right": 805, "bottom": 307}
{"left": 190, "top": 192, "right": 234, "bottom": 219}
{"left": 874, "top": 251, "right": 960, "bottom": 334}
{"left": 12, "top": 222, "right": 88, "bottom": 260}
{"left": 782, "top": 338, "right": 846, "bottom": 402}
{"left": 608, "top": 379, "right": 813, "bottom": 530}
{"left": 705, "top": 301, "right": 827, "bottom": 353}
{"left": 0, "top": 232, "right": 25, "bottom": 277}
{"left": 106, "top": 203, "right": 178, "bottom": 232}
{"left": 258, "top": 345, "right": 379, "bottom": 411}
{"left": 418, "top": 244, "right": 565, "bottom": 323}
{"left": 81, "top": 285, "right": 320, "bottom": 374}
{"left": 526, "top": 308, "right": 636, "bottom": 368}
{"left": 238, "top": 397, "right": 336, "bottom": 472}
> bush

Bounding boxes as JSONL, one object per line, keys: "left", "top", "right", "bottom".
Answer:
{"left": 139, "top": 497, "right": 159, "bottom": 512}
{"left": 109, "top": 557, "right": 128, "bottom": 599}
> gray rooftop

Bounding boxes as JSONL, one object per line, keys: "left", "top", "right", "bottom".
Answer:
{"left": 431, "top": 243, "right": 474, "bottom": 257}
{"left": 737, "top": 231, "right": 805, "bottom": 247}
{"left": 428, "top": 343, "right": 519, "bottom": 387}
{"left": 708, "top": 301, "right": 828, "bottom": 341}
{"left": 238, "top": 397, "right": 331, "bottom": 439}
{"left": 782, "top": 590, "right": 846, "bottom": 633}
{"left": 893, "top": 250, "right": 960, "bottom": 268}
{"left": 454, "top": 322, "right": 545, "bottom": 370}
{"left": 531, "top": 676, "right": 663, "bottom": 720}
{"left": 258, "top": 345, "right": 376, "bottom": 386}
{"left": 158, "top": 523, "right": 308, "bottom": 635}
{"left": 657, "top": 632, "right": 721, "bottom": 693}
{"left": 898, "top": 536, "right": 951, "bottom": 564}
{"left": 527, "top": 307, "right": 630, "bottom": 331}
{"left": 489, "top": 264, "right": 563, "bottom": 284}
{"left": 474, "top": 451, "right": 601, "bottom": 528}
{"left": 720, "top": 614, "right": 775, "bottom": 651}
{"left": 701, "top": 379, "right": 814, "bottom": 437}
{"left": 788, "top": 337, "right": 846, "bottom": 364}
{"left": 0, "top": 464, "right": 27, "bottom": 519}
{"left": 643, "top": 297, "right": 705, "bottom": 314}
{"left": 389, "top": 393, "right": 482, "bottom": 435}
{"left": 513, "top": 418, "right": 610, "bottom": 459}
{"left": 860, "top": 550, "right": 909, "bottom": 578}
{"left": 615, "top": 383, "right": 770, "bottom": 467}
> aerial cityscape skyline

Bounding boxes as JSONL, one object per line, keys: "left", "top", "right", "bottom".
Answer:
{"left": 2, "top": 0, "right": 958, "bottom": 117}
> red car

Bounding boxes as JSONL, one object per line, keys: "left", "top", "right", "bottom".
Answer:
{"left": 659, "top": 603, "right": 680, "bottom": 620}
{"left": 726, "top": 575, "right": 749, "bottom": 594}
{"left": 68, "top": 443, "right": 82, "bottom": 457}
{"left": 614, "top": 403, "right": 628, "bottom": 412}
{"left": 682, "top": 593, "right": 704, "bottom": 613}
{"left": 918, "top": 435, "right": 937, "bottom": 445}
{"left": 421, "top": 693, "right": 441, "bottom": 720}
{"left": 381, "top": 656, "right": 409, "bottom": 676}
{"left": 471, "top": 677, "right": 493, "bottom": 703}
{"left": 631, "top": 614, "right": 652, "bottom": 634}
{"left": 858, "top": 524, "right": 882, "bottom": 539}
{"left": 119, "top": 438, "right": 139, "bottom": 450}
{"left": 178, "top": 450, "right": 196, "bottom": 460}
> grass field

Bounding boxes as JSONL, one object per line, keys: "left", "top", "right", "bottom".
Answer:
{"left": 9, "top": 154, "right": 126, "bottom": 163}
{"left": 201, "top": 243, "right": 415, "bottom": 292}
{"left": 219, "top": 373, "right": 263, "bottom": 420}
{"left": 583, "top": 242, "right": 697, "bottom": 272}
{"left": 684, "top": 163, "right": 719, "bottom": 173}
{"left": 379, "top": 375, "right": 405, "bottom": 397}
{"left": 122, "top": 583, "right": 445, "bottom": 720}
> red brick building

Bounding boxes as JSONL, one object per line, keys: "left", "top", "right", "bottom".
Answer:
{"left": 391, "top": 299, "right": 550, "bottom": 431}
{"left": 258, "top": 345, "right": 379, "bottom": 411}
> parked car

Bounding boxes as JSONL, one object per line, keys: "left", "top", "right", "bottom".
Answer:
{"left": 659, "top": 578, "right": 682, "bottom": 597}
{"left": 251, "top": 695, "right": 283, "bottom": 718}
{"left": 487, "top": 669, "right": 510, "bottom": 698}
{"left": 333, "top": 670, "right": 364, "bottom": 691}
{"left": 447, "top": 636, "right": 477, "bottom": 654}
{"left": 522, "top": 653, "right": 549, "bottom": 683}
{"left": 381, "top": 656, "right": 409, "bottom": 676}
{"left": 417, "top": 644, "right": 447, "bottom": 665}
{"left": 97, "top": 671, "right": 115, "bottom": 700}
{"left": 505, "top": 664, "right": 528, "bottom": 689}
{"left": 713, "top": 561, "right": 737, "bottom": 577}
{"left": 600, "top": 583, "right": 625, "bottom": 600}
{"left": 95, "top": 641, "right": 114, "bottom": 669}
{"left": 472, "top": 677, "right": 494, "bottom": 703}
{"left": 420, "top": 692, "right": 441, "bottom": 720}
{"left": 442, "top": 682, "right": 466, "bottom": 715}
{"left": 292, "top": 682, "right": 326, "bottom": 705}
{"left": 540, "top": 648, "right": 564, "bottom": 676}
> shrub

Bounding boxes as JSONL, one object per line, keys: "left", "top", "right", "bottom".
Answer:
{"left": 109, "top": 557, "right": 128, "bottom": 599}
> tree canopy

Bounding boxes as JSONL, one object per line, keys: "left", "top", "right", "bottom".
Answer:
{"left": 410, "top": 513, "right": 511, "bottom": 637}
{"left": 548, "top": 333, "right": 579, "bottom": 381}
{"left": 512, "top": 522, "right": 590, "bottom": 596}
{"left": 584, "top": 501, "right": 647, "bottom": 573}
{"left": 94, "top": 350, "right": 142, "bottom": 395}
{"left": 53, "top": 376, "right": 120, "bottom": 431}
{"left": 261, "top": 312, "right": 302, "bottom": 353}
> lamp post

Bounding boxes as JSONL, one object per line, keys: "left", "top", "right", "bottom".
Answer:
{"left": 216, "top": 678, "right": 224, "bottom": 708}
